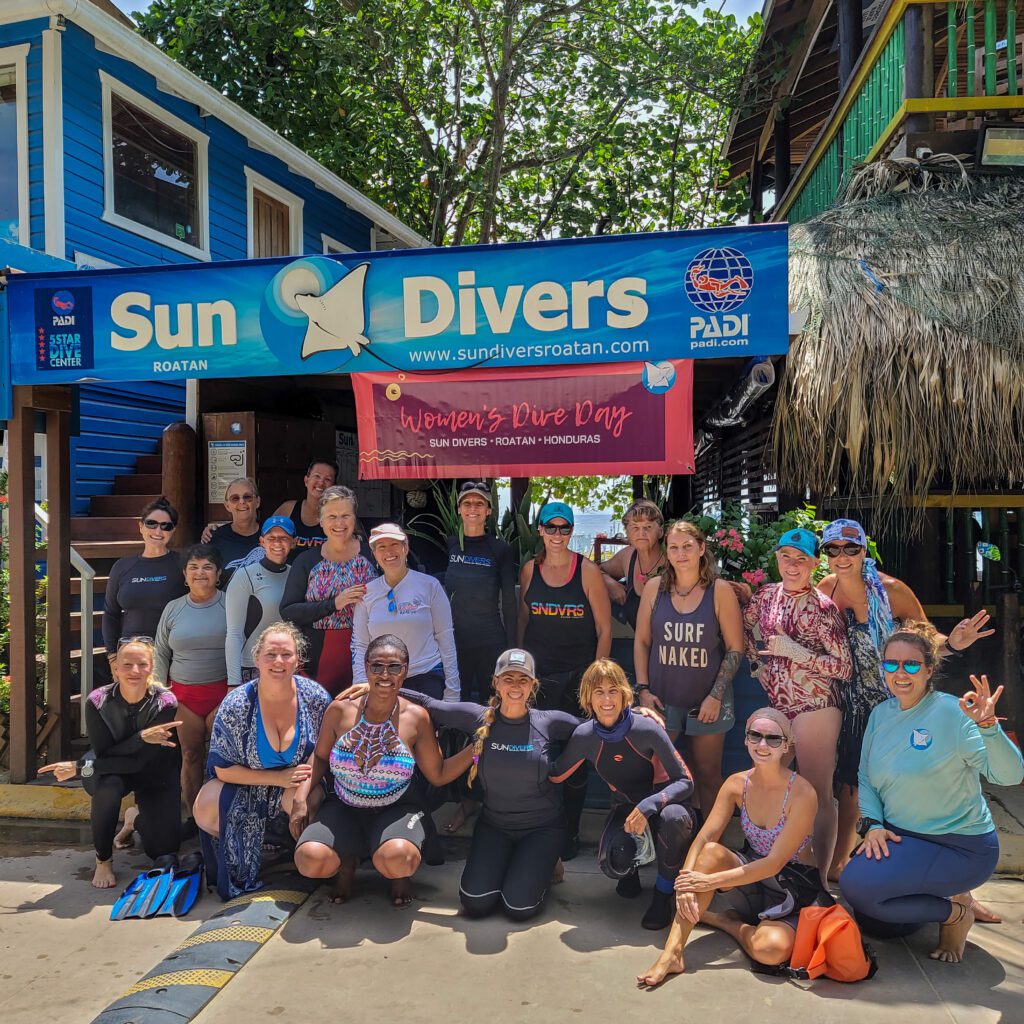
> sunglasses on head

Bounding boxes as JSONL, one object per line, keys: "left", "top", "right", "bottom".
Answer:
{"left": 142, "top": 518, "right": 175, "bottom": 531}
{"left": 368, "top": 661, "right": 406, "bottom": 677}
{"left": 542, "top": 524, "right": 573, "bottom": 536}
{"left": 745, "top": 729, "right": 786, "bottom": 748}
{"left": 881, "top": 659, "right": 923, "bottom": 674}
{"left": 118, "top": 634, "right": 154, "bottom": 648}
{"left": 822, "top": 542, "right": 863, "bottom": 558}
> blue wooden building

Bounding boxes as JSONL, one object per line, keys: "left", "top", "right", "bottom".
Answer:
{"left": 0, "top": 0, "right": 426, "bottom": 515}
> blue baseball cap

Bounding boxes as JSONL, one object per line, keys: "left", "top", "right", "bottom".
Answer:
{"left": 821, "top": 519, "right": 867, "bottom": 548}
{"left": 775, "top": 528, "right": 818, "bottom": 558}
{"left": 538, "top": 501, "right": 575, "bottom": 526}
{"left": 261, "top": 516, "right": 297, "bottom": 537}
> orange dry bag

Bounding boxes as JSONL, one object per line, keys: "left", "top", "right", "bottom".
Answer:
{"left": 789, "top": 905, "right": 878, "bottom": 982}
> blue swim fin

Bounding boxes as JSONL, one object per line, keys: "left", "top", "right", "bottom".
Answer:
{"left": 116, "top": 854, "right": 178, "bottom": 920}
{"left": 110, "top": 871, "right": 148, "bottom": 921}
{"left": 155, "top": 852, "right": 204, "bottom": 918}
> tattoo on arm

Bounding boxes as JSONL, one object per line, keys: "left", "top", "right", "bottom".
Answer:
{"left": 709, "top": 651, "right": 742, "bottom": 701}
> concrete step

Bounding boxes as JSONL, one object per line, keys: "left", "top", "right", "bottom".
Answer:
{"left": 89, "top": 494, "right": 160, "bottom": 517}
{"left": 113, "top": 474, "right": 162, "bottom": 494}
{"left": 71, "top": 517, "right": 146, "bottom": 541}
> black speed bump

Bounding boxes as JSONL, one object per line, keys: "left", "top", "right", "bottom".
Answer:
{"left": 90, "top": 882, "right": 314, "bottom": 1024}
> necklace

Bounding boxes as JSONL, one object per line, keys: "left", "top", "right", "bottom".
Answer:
{"left": 670, "top": 581, "right": 700, "bottom": 600}
{"left": 636, "top": 551, "right": 665, "bottom": 582}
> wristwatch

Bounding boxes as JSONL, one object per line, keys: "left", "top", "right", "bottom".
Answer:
{"left": 635, "top": 683, "right": 650, "bottom": 694}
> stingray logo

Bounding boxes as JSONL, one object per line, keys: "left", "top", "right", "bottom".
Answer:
{"left": 910, "top": 729, "right": 933, "bottom": 751}
{"left": 259, "top": 258, "right": 372, "bottom": 371}
{"left": 642, "top": 361, "right": 675, "bottom": 394}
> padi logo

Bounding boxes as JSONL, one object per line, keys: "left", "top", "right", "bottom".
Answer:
{"left": 684, "top": 247, "right": 753, "bottom": 314}
{"left": 52, "top": 290, "right": 76, "bottom": 315}
{"left": 689, "top": 313, "right": 750, "bottom": 348}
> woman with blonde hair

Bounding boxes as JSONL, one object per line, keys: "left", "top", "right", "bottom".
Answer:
{"left": 549, "top": 659, "right": 695, "bottom": 930}
{"left": 638, "top": 707, "right": 830, "bottom": 988}
{"left": 634, "top": 520, "right": 743, "bottom": 816}
{"left": 205, "top": 477, "right": 263, "bottom": 581}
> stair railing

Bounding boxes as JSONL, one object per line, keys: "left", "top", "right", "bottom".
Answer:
{"left": 35, "top": 503, "right": 95, "bottom": 731}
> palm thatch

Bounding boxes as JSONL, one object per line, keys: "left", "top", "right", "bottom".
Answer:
{"left": 773, "top": 157, "right": 1024, "bottom": 533}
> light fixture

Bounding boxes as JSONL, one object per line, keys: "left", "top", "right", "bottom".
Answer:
{"left": 977, "top": 122, "right": 1024, "bottom": 168}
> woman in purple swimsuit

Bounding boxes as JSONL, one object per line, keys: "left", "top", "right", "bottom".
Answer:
{"left": 638, "top": 707, "right": 830, "bottom": 988}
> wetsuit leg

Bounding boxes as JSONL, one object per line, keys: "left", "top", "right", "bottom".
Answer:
{"left": 500, "top": 823, "right": 567, "bottom": 921}
{"left": 597, "top": 804, "right": 636, "bottom": 880}
{"left": 460, "top": 818, "right": 516, "bottom": 918}
{"left": 133, "top": 777, "right": 183, "bottom": 860}
{"left": 456, "top": 637, "right": 501, "bottom": 704}
{"left": 87, "top": 773, "right": 129, "bottom": 862}
{"left": 537, "top": 670, "right": 588, "bottom": 848}
{"left": 839, "top": 828, "right": 999, "bottom": 938}
{"left": 651, "top": 804, "right": 695, "bottom": 880}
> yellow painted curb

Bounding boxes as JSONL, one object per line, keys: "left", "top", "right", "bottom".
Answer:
{"left": 0, "top": 783, "right": 132, "bottom": 821}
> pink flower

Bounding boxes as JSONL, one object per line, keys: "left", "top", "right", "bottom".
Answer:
{"left": 742, "top": 569, "right": 768, "bottom": 588}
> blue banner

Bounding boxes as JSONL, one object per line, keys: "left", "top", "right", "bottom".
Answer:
{"left": 6, "top": 226, "right": 788, "bottom": 386}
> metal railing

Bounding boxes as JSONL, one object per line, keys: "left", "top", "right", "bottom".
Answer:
{"left": 34, "top": 503, "right": 96, "bottom": 731}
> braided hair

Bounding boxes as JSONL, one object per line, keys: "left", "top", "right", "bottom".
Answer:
{"left": 467, "top": 694, "right": 500, "bottom": 787}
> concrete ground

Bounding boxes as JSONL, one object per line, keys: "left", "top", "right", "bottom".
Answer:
{"left": 2, "top": 813, "right": 1022, "bottom": 1024}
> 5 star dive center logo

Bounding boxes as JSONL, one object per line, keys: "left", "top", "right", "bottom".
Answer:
{"left": 685, "top": 246, "right": 755, "bottom": 351}
{"left": 259, "top": 257, "right": 371, "bottom": 372}
{"left": 35, "top": 287, "right": 94, "bottom": 371}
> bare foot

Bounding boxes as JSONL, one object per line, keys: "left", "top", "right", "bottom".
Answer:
{"left": 444, "top": 800, "right": 478, "bottom": 834}
{"left": 969, "top": 894, "right": 1002, "bottom": 924}
{"left": 636, "top": 951, "right": 685, "bottom": 989}
{"left": 329, "top": 860, "right": 357, "bottom": 904}
{"left": 930, "top": 896, "right": 974, "bottom": 963}
{"left": 92, "top": 858, "right": 116, "bottom": 889}
{"left": 551, "top": 859, "right": 565, "bottom": 885}
{"left": 390, "top": 877, "right": 414, "bottom": 907}
{"left": 113, "top": 806, "right": 139, "bottom": 850}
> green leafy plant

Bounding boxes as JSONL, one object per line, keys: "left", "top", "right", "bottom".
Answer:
{"left": 406, "top": 480, "right": 465, "bottom": 552}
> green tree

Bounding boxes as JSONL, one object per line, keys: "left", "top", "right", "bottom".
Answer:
{"left": 135, "top": 0, "right": 758, "bottom": 244}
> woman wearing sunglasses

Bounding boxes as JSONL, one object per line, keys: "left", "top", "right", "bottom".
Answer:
{"left": 281, "top": 486, "right": 377, "bottom": 695}
{"left": 817, "top": 519, "right": 995, "bottom": 883}
{"left": 351, "top": 523, "right": 461, "bottom": 700}
{"left": 839, "top": 621, "right": 1023, "bottom": 963}
{"left": 519, "top": 501, "right": 612, "bottom": 857}
{"left": 206, "top": 477, "right": 263, "bottom": 583}
{"left": 638, "top": 707, "right": 829, "bottom": 988}
{"left": 294, "top": 635, "right": 474, "bottom": 906}
{"left": 102, "top": 497, "right": 186, "bottom": 679}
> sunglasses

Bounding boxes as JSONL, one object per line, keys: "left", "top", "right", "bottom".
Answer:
{"left": 822, "top": 543, "right": 863, "bottom": 558}
{"left": 368, "top": 661, "right": 406, "bottom": 677}
{"left": 881, "top": 659, "right": 923, "bottom": 675}
{"left": 542, "top": 524, "right": 573, "bottom": 536}
{"left": 141, "top": 518, "right": 175, "bottom": 531}
{"left": 226, "top": 493, "right": 255, "bottom": 504}
{"left": 118, "top": 634, "right": 154, "bottom": 648}
{"left": 745, "top": 729, "right": 786, "bottom": 748}
{"left": 387, "top": 588, "right": 397, "bottom": 613}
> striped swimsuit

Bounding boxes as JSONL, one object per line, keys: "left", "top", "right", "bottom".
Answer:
{"left": 329, "top": 703, "right": 416, "bottom": 809}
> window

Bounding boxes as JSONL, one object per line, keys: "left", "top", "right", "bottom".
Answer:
{"left": 245, "top": 168, "right": 303, "bottom": 257}
{"left": 0, "top": 45, "right": 30, "bottom": 246}
{"left": 100, "top": 72, "right": 209, "bottom": 259}
{"left": 321, "top": 232, "right": 355, "bottom": 255}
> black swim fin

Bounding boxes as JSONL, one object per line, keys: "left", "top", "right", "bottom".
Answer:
{"left": 154, "top": 852, "right": 204, "bottom": 917}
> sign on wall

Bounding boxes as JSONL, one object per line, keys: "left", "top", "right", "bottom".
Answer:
{"left": 353, "top": 360, "right": 694, "bottom": 479}
{"left": 6, "top": 225, "right": 788, "bottom": 387}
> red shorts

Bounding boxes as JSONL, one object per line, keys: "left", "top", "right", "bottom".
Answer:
{"left": 169, "top": 679, "right": 229, "bottom": 719}
{"left": 317, "top": 627, "right": 353, "bottom": 697}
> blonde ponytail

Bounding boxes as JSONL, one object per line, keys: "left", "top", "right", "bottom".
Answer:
{"left": 468, "top": 695, "right": 500, "bottom": 787}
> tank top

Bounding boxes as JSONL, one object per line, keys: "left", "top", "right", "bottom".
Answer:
{"left": 289, "top": 497, "right": 327, "bottom": 559}
{"left": 523, "top": 553, "right": 596, "bottom": 677}
{"left": 255, "top": 699, "right": 301, "bottom": 768}
{"left": 329, "top": 702, "right": 416, "bottom": 808}
{"left": 647, "top": 585, "right": 722, "bottom": 709}
{"left": 741, "top": 770, "right": 812, "bottom": 862}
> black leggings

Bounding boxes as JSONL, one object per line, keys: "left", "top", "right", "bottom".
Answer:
{"left": 85, "top": 772, "right": 182, "bottom": 863}
{"left": 536, "top": 669, "right": 588, "bottom": 839}
{"left": 598, "top": 803, "right": 694, "bottom": 881}
{"left": 459, "top": 818, "right": 567, "bottom": 921}
{"left": 455, "top": 634, "right": 503, "bottom": 704}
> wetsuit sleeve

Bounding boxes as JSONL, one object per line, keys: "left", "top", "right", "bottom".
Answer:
{"left": 223, "top": 569, "right": 251, "bottom": 687}
{"left": 857, "top": 714, "right": 886, "bottom": 828}
{"left": 634, "top": 725, "right": 694, "bottom": 817}
{"left": 548, "top": 730, "right": 594, "bottom": 782}
{"left": 351, "top": 599, "right": 369, "bottom": 685}
{"left": 398, "top": 688, "right": 482, "bottom": 733}
{"left": 86, "top": 700, "right": 178, "bottom": 774}
{"left": 279, "top": 553, "right": 335, "bottom": 627}
{"left": 498, "top": 541, "right": 518, "bottom": 646}
{"left": 428, "top": 578, "right": 461, "bottom": 700}
{"left": 101, "top": 557, "right": 128, "bottom": 654}
{"left": 152, "top": 603, "right": 173, "bottom": 684}
{"left": 539, "top": 709, "right": 584, "bottom": 741}
{"left": 959, "top": 718, "right": 1024, "bottom": 786}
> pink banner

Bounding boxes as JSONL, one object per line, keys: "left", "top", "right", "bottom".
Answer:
{"left": 353, "top": 360, "right": 694, "bottom": 479}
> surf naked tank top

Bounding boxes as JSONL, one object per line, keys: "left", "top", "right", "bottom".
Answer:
{"left": 329, "top": 702, "right": 416, "bottom": 808}
{"left": 648, "top": 585, "right": 723, "bottom": 709}
{"left": 524, "top": 553, "right": 596, "bottom": 678}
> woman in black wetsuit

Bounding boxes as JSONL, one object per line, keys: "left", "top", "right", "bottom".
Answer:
{"left": 549, "top": 659, "right": 695, "bottom": 930}
{"left": 519, "top": 500, "right": 612, "bottom": 858}
{"left": 40, "top": 639, "right": 182, "bottom": 890}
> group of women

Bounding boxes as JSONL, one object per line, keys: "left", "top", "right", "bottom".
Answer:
{"left": 44, "top": 481, "right": 1023, "bottom": 988}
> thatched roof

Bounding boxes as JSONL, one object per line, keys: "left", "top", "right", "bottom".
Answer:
{"left": 773, "top": 158, "right": 1024, "bottom": 530}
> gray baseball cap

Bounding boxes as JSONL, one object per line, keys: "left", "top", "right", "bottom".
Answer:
{"left": 494, "top": 648, "right": 537, "bottom": 680}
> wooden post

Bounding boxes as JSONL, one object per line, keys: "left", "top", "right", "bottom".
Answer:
{"left": 45, "top": 403, "right": 72, "bottom": 761}
{"left": 996, "top": 591, "right": 1022, "bottom": 737}
{"left": 837, "top": 0, "right": 864, "bottom": 87}
{"left": 161, "top": 421, "right": 197, "bottom": 548}
{"left": 8, "top": 388, "right": 38, "bottom": 783}
{"left": 774, "top": 109, "right": 791, "bottom": 199}
{"left": 750, "top": 158, "right": 764, "bottom": 222}
{"left": 631, "top": 476, "right": 644, "bottom": 501}
{"left": 904, "top": 6, "right": 930, "bottom": 132}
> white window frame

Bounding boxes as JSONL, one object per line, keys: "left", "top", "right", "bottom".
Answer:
{"left": 0, "top": 44, "right": 31, "bottom": 248}
{"left": 321, "top": 232, "right": 354, "bottom": 255}
{"left": 99, "top": 70, "right": 210, "bottom": 261}
{"left": 245, "top": 167, "right": 304, "bottom": 257}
